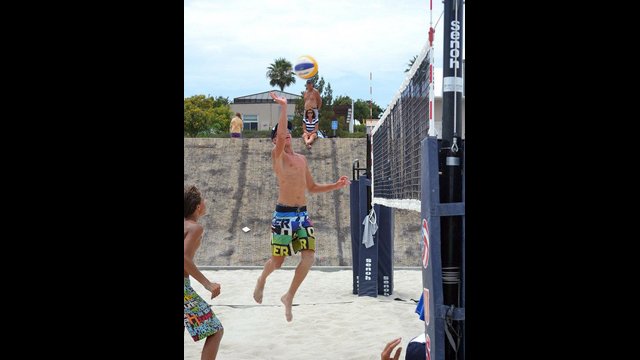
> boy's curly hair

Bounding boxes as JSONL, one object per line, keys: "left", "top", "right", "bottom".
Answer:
{"left": 184, "top": 185, "right": 202, "bottom": 218}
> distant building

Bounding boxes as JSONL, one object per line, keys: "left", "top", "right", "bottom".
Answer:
{"left": 229, "top": 90, "right": 301, "bottom": 132}
{"left": 364, "top": 119, "right": 379, "bottom": 135}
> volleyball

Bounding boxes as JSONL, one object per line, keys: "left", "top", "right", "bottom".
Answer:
{"left": 294, "top": 55, "right": 318, "bottom": 79}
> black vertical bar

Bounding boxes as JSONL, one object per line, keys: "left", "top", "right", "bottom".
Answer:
{"left": 357, "top": 177, "right": 377, "bottom": 297}
{"left": 376, "top": 205, "right": 394, "bottom": 296}
{"left": 350, "top": 178, "right": 361, "bottom": 294}
{"left": 441, "top": 1, "right": 464, "bottom": 359}
{"left": 442, "top": 0, "right": 464, "bottom": 146}
{"left": 422, "top": 137, "right": 444, "bottom": 360}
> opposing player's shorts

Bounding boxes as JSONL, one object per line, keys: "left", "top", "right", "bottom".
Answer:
{"left": 271, "top": 204, "right": 316, "bottom": 256}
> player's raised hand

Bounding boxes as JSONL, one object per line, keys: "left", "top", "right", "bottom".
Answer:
{"left": 270, "top": 92, "right": 287, "bottom": 106}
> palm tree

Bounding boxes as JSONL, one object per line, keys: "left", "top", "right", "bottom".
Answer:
{"left": 404, "top": 55, "right": 418, "bottom": 73}
{"left": 266, "top": 58, "right": 296, "bottom": 91}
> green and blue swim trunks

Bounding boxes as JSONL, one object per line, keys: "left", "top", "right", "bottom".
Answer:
{"left": 271, "top": 204, "right": 316, "bottom": 256}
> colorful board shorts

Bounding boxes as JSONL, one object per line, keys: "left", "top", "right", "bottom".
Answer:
{"left": 271, "top": 204, "right": 316, "bottom": 256}
{"left": 184, "top": 277, "right": 223, "bottom": 341}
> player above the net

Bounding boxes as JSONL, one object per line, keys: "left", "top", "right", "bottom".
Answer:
{"left": 252, "top": 91, "right": 350, "bottom": 322}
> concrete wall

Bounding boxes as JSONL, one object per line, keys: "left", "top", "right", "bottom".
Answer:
{"left": 184, "top": 138, "right": 423, "bottom": 267}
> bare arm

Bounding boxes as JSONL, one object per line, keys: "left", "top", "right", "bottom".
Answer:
{"left": 270, "top": 92, "right": 288, "bottom": 157}
{"left": 184, "top": 225, "right": 221, "bottom": 299}
{"left": 304, "top": 157, "right": 350, "bottom": 193}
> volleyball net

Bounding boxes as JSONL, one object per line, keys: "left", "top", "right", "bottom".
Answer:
{"left": 371, "top": 44, "right": 435, "bottom": 212}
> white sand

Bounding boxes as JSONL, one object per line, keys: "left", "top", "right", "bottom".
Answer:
{"left": 184, "top": 269, "right": 425, "bottom": 360}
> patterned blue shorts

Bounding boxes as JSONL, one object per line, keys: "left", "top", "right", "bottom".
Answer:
{"left": 184, "top": 277, "right": 223, "bottom": 341}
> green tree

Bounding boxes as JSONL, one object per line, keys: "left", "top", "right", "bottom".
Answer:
{"left": 316, "top": 77, "right": 325, "bottom": 97}
{"left": 405, "top": 55, "right": 418, "bottom": 73}
{"left": 332, "top": 96, "right": 383, "bottom": 123}
{"left": 323, "top": 83, "right": 333, "bottom": 107}
{"left": 318, "top": 108, "right": 335, "bottom": 135}
{"left": 266, "top": 58, "right": 296, "bottom": 91}
{"left": 211, "top": 106, "right": 233, "bottom": 134}
{"left": 184, "top": 95, "right": 233, "bottom": 137}
{"left": 354, "top": 99, "right": 384, "bottom": 122}
{"left": 293, "top": 97, "right": 305, "bottom": 133}
{"left": 354, "top": 124, "right": 366, "bottom": 133}
{"left": 211, "top": 95, "right": 230, "bottom": 107}
{"left": 333, "top": 95, "right": 353, "bottom": 106}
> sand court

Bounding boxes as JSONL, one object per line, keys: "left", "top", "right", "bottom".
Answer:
{"left": 184, "top": 269, "right": 424, "bottom": 360}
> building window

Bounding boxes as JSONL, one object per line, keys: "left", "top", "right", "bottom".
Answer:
{"left": 243, "top": 114, "right": 258, "bottom": 130}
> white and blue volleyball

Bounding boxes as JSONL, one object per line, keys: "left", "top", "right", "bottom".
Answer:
{"left": 294, "top": 55, "right": 318, "bottom": 79}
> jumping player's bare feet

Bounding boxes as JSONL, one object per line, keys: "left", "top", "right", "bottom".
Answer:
{"left": 281, "top": 293, "right": 293, "bottom": 322}
{"left": 253, "top": 277, "right": 265, "bottom": 304}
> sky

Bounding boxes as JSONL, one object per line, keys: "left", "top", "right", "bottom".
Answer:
{"left": 184, "top": 0, "right": 465, "bottom": 109}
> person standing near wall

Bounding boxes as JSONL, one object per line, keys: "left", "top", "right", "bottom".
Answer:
{"left": 230, "top": 113, "right": 243, "bottom": 138}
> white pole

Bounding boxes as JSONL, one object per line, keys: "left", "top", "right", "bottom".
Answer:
{"left": 349, "top": 99, "right": 355, "bottom": 133}
{"left": 427, "top": 0, "right": 437, "bottom": 137}
{"left": 369, "top": 72, "right": 373, "bottom": 121}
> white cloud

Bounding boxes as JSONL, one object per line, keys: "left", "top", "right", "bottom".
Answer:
{"left": 185, "top": 0, "right": 465, "bottom": 108}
